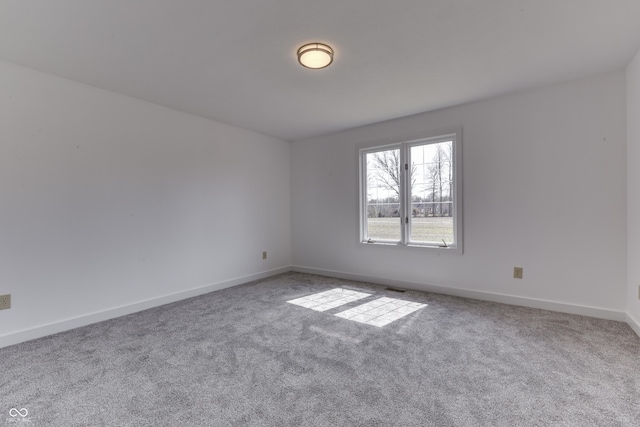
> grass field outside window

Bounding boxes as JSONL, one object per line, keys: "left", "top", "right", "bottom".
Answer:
{"left": 367, "top": 217, "right": 453, "bottom": 243}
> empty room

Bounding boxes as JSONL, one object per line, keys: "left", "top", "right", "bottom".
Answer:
{"left": 2, "top": 1, "right": 640, "bottom": 425}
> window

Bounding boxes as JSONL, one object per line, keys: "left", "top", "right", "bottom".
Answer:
{"left": 358, "top": 129, "right": 462, "bottom": 252}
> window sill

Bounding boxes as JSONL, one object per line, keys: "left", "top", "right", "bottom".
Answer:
{"left": 358, "top": 240, "right": 463, "bottom": 255}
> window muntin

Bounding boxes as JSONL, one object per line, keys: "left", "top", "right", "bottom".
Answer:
{"left": 359, "top": 130, "right": 462, "bottom": 252}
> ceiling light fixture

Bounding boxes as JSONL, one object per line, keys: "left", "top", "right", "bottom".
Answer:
{"left": 297, "top": 43, "right": 334, "bottom": 69}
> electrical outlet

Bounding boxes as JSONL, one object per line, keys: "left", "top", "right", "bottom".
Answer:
{"left": 513, "top": 267, "right": 523, "bottom": 279}
{"left": 262, "top": 251, "right": 267, "bottom": 260}
{"left": 0, "top": 294, "right": 10, "bottom": 310}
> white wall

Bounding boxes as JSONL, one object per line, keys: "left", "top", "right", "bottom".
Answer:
{"left": 1, "top": 58, "right": 632, "bottom": 346}
{"left": 292, "top": 71, "right": 627, "bottom": 317}
{"left": 0, "top": 60, "right": 291, "bottom": 345}
{"left": 627, "top": 50, "right": 640, "bottom": 332}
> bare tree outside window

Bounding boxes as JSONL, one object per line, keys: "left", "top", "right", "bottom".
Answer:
{"left": 365, "top": 148, "right": 401, "bottom": 241}
{"left": 408, "top": 141, "right": 453, "bottom": 243}
{"left": 371, "top": 150, "right": 401, "bottom": 198}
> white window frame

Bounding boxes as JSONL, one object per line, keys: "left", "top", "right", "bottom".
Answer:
{"left": 357, "top": 128, "right": 463, "bottom": 254}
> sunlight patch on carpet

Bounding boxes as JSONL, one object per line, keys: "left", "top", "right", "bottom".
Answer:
{"left": 335, "top": 297, "right": 427, "bottom": 327}
{"left": 287, "top": 288, "right": 371, "bottom": 312}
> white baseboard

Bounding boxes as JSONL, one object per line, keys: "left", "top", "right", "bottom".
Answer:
{"left": 292, "top": 266, "right": 627, "bottom": 322}
{"left": 4, "top": 266, "right": 634, "bottom": 349}
{"left": 0, "top": 266, "right": 291, "bottom": 349}
{"left": 626, "top": 313, "right": 640, "bottom": 338}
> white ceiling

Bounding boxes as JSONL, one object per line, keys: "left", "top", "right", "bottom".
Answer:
{"left": 1, "top": 1, "right": 640, "bottom": 141}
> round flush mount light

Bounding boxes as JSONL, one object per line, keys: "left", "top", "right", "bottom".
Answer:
{"left": 297, "top": 43, "right": 334, "bottom": 69}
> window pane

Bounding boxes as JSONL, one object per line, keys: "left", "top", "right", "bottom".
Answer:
{"left": 366, "top": 149, "right": 401, "bottom": 242}
{"left": 409, "top": 141, "right": 454, "bottom": 244}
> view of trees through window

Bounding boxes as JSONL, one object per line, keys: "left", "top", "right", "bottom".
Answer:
{"left": 365, "top": 140, "right": 454, "bottom": 244}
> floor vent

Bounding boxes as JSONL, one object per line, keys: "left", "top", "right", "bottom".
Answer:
{"left": 385, "top": 287, "right": 406, "bottom": 293}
